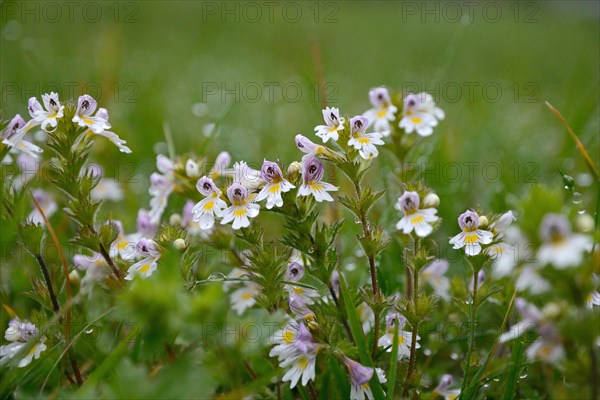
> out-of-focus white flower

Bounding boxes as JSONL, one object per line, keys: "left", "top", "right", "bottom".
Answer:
{"left": 433, "top": 374, "right": 460, "bottom": 400}
{"left": 0, "top": 318, "right": 46, "bottom": 368}
{"left": 588, "top": 273, "right": 600, "bottom": 308}
{"left": 420, "top": 259, "right": 451, "bottom": 301}
{"left": 399, "top": 93, "right": 444, "bottom": 137}
{"left": 270, "top": 320, "right": 318, "bottom": 389}
{"left": 230, "top": 282, "right": 261, "bottom": 315}
{"left": 148, "top": 155, "right": 175, "bottom": 223}
{"left": 537, "top": 213, "right": 592, "bottom": 269}
{"left": 363, "top": 87, "right": 397, "bottom": 136}
{"left": 1, "top": 114, "right": 43, "bottom": 158}
{"left": 125, "top": 238, "right": 160, "bottom": 280}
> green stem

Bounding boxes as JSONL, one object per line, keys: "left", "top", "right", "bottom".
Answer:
{"left": 402, "top": 237, "right": 421, "bottom": 397}
{"left": 462, "top": 268, "right": 480, "bottom": 394}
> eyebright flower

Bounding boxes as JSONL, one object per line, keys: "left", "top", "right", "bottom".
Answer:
{"left": 289, "top": 293, "right": 317, "bottom": 327}
{"left": 0, "top": 318, "right": 47, "bottom": 368}
{"left": 378, "top": 313, "right": 419, "bottom": 360}
{"left": 149, "top": 155, "right": 175, "bottom": 222}
{"left": 399, "top": 93, "right": 444, "bottom": 136}
{"left": 419, "top": 259, "right": 451, "bottom": 301}
{"left": 344, "top": 357, "right": 387, "bottom": 400}
{"left": 1, "top": 114, "right": 43, "bottom": 158}
{"left": 271, "top": 322, "right": 318, "bottom": 389}
{"left": 433, "top": 374, "right": 460, "bottom": 400}
{"left": 72, "top": 95, "right": 131, "bottom": 153}
{"left": 230, "top": 282, "right": 261, "bottom": 315}
{"left": 347, "top": 116, "right": 384, "bottom": 160}
{"left": 537, "top": 213, "right": 592, "bottom": 269}
{"left": 587, "top": 273, "right": 600, "bottom": 308}
{"left": 314, "top": 107, "right": 345, "bottom": 142}
{"left": 125, "top": 238, "right": 160, "bottom": 280}
{"left": 255, "top": 160, "right": 295, "bottom": 209}
{"left": 395, "top": 191, "right": 438, "bottom": 237}
{"left": 74, "top": 253, "right": 110, "bottom": 292}
{"left": 297, "top": 156, "right": 338, "bottom": 202}
{"left": 192, "top": 176, "right": 227, "bottom": 229}
{"left": 185, "top": 159, "right": 200, "bottom": 178}
{"left": 500, "top": 299, "right": 565, "bottom": 364}
{"left": 72, "top": 94, "right": 110, "bottom": 133}
{"left": 363, "top": 87, "right": 397, "bottom": 136}
{"left": 449, "top": 210, "right": 493, "bottom": 256}
{"left": 284, "top": 260, "right": 319, "bottom": 305}
{"left": 232, "top": 160, "right": 262, "bottom": 189}
{"left": 23, "top": 93, "right": 64, "bottom": 133}
{"left": 209, "top": 151, "right": 231, "bottom": 179}
{"left": 221, "top": 182, "right": 260, "bottom": 230}
{"left": 489, "top": 210, "right": 516, "bottom": 239}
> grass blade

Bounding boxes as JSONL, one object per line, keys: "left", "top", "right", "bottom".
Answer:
{"left": 501, "top": 338, "right": 524, "bottom": 400}
{"left": 386, "top": 322, "right": 399, "bottom": 400}
{"left": 338, "top": 273, "right": 385, "bottom": 400}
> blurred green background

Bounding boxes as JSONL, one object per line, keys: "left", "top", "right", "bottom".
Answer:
{"left": 2, "top": 0, "right": 598, "bottom": 225}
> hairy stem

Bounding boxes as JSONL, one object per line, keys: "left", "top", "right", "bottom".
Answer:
{"left": 403, "top": 237, "right": 421, "bottom": 397}
{"left": 35, "top": 255, "right": 60, "bottom": 313}
{"left": 98, "top": 242, "right": 123, "bottom": 282}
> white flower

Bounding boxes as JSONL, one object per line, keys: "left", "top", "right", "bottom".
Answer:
{"left": 148, "top": 155, "right": 175, "bottom": 223}
{"left": 1, "top": 114, "right": 43, "bottom": 158}
{"left": 489, "top": 227, "right": 527, "bottom": 278}
{"left": 378, "top": 313, "right": 419, "bottom": 360}
{"left": 221, "top": 183, "right": 260, "bottom": 230}
{"left": 72, "top": 94, "right": 110, "bottom": 133}
{"left": 230, "top": 282, "right": 261, "bottom": 315}
{"left": 363, "top": 87, "right": 397, "bottom": 136}
{"left": 434, "top": 374, "right": 460, "bottom": 400}
{"left": 395, "top": 191, "right": 438, "bottom": 237}
{"left": 537, "top": 213, "right": 592, "bottom": 269}
{"left": 0, "top": 319, "right": 46, "bottom": 368}
{"left": 489, "top": 210, "right": 516, "bottom": 239}
{"left": 314, "top": 107, "right": 345, "bottom": 142}
{"left": 209, "top": 151, "right": 231, "bottom": 179}
{"left": 345, "top": 357, "right": 387, "bottom": 400}
{"left": 124, "top": 239, "right": 160, "bottom": 280}
{"left": 420, "top": 259, "right": 451, "bottom": 301}
{"left": 74, "top": 253, "right": 110, "bottom": 294}
{"left": 25, "top": 93, "right": 64, "bottom": 133}
{"left": 449, "top": 210, "right": 493, "bottom": 256}
{"left": 91, "top": 178, "right": 123, "bottom": 202}
{"left": 191, "top": 176, "right": 227, "bottom": 229}
{"left": 185, "top": 159, "right": 200, "bottom": 178}
{"left": 347, "top": 116, "right": 384, "bottom": 160}
{"left": 284, "top": 261, "right": 320, "bottom": 305}
{"left": 255, "top": 160, "right": 295, "bottom": 209}
{"left": 587, "top": 273, "right": 600, "bottom": 308}
{"left": 231, "top": 160, "right": 262, "bottom": 189}
{"left": 297, "top": 156, "right": 338, "bottom": 202}
{"left": 270, "top": 321, "right": 318, "bottom": 389}
{"left": 515, "top": 265, "right": 550, "bottom": 295}
{"left": 399, "top": 93, "right": 444, "bottom": 137}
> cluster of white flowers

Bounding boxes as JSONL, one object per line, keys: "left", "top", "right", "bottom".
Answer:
{"left": 0, "top": 318, "right": 46, "bottom": 368}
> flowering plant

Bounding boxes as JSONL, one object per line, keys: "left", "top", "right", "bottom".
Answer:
{"left": 0, "top": 87, "right": 598, "bottom": 400}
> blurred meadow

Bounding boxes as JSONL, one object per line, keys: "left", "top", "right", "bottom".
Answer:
{"left": 1, "top": 0, "right": 599, "bottom": 398}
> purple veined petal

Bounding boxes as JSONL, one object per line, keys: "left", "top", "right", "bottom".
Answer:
{"left": 196, "top": 176, "right": 218, "bottom": 196}
{"left": 136, "top": 238, "right": 159, "bottom": 258}
{"left": 76, "top": 94, "right": 97, "bottom": 117}
{"left": 28, "top": 97, "right": 44, "bottom": 118}
{"left": 156, "top": 154, "right": 174, "bottom": 174}
{"left": 3, "top": 114, "right": 27, "bottom": 140}
{"left": 285, "top": 261, "right": 304, "bottom": 282}
{"left": 344, "top": 357, "right": 374, "bottom": 386}
{"left": 397, "top": 191, "right": 420, "bottom": 214}
{"left": 137, "top": 208, "right": 157, "bottom": 236}
{"left": 434, "top": 374, "right": 454, "bottom": 393}
{"left": 226, "top": 182, "right": 248, "bottom": 204}
{"left": 350, "top": 115, "right": 369, "bottom": 136}
{"left": 41, "top": 92, "right": 61, "bottom": 112}
{"left": 295, "top": 134, "right": 319, "bottom": 154}
{"left": 458, "top": 210, "right": 480, "bottom": 231}
{"left": 260, "top": 160, "right": 283, "bottom": 183}
{"left": 301, "top": 156, "right": 324, "bottom": 183}
{"left": 385, "top": 312, "right": 407, "bottom": 331}
{"left": 369, "top": 87, "right": 391, "bottom": 107}
{"left": 421, "top": 259, "right": 449, "bottom": 277}
{"left": 322, "top": 107, "right": 341, "bottom": 127}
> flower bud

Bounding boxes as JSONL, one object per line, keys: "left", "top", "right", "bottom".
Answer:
{"left": 478, "top": 215, "right": 489, "bottom": 228}
{"left": 69, "top": 270, "right": 80, "bottom": 286}
{"left": 576, "top": 213, "right": 594, "bottom": 232}
{"left": 173, "top": 238, "right": 186, "bottom": 250}
{"left": 287, "top": 161, "right": 301, "bottom": 181}
{"left": 169, "top": 213, "right": 182, "bottom": 226}
{"left": 422, "top": 192, "right": 440, "bottom": 208}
